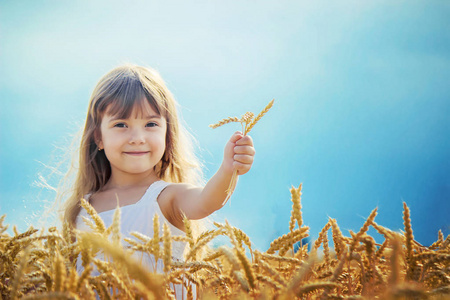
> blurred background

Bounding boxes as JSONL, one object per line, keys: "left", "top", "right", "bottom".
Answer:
{"left": 0, "top": 1, "right": 449, "bottom": 250}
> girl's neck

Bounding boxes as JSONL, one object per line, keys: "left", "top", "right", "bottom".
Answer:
{"left": 104, "top": 171, "right": 160, "bottom": 191}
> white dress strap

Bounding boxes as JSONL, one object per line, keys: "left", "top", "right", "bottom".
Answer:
{"left": 145, "top": 180, "right": 171, "bottom": 203}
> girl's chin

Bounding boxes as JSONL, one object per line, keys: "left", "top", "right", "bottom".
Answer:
{"left": 115, "top": 167, "right": 156, "bottom": 175}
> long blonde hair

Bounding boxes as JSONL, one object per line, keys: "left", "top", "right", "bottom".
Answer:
{"left": 63, "top": 64, "right": 203, "bottom": 227}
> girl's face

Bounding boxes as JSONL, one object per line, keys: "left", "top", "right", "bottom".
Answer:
{"left": 97, "top": 99, "right": 167, "bottom": 180}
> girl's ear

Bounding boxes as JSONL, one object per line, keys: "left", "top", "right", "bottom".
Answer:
{"left": 94, "top": 131, "right": 103, "bottom": 150}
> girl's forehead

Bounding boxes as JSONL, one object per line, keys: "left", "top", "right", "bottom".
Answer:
{"left": 104, "top": 98, "right": 162, "bottom": 120}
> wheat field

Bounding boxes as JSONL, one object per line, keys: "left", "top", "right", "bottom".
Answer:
{"left": 1, "top": 183, "right": 449, "bottom": 300}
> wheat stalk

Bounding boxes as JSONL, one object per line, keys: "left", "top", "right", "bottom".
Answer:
{"left": 182, "top": 213, "right": 195, "bottom": 250}
{"left": 233, "top": 270, "right": 250, "bottom": 292}
{"left": 129, "top": 231, "right": 151, "bottom": 243}
{"left": 388, "top": 233, "right": 402, "bottom": 287}
{"left": 256, "top": 274, "right": 283, "bottom": 290}
{"left": 258, "top": 252, "right": 301, "bottom": 264}
{"left": 289, "top": 183, "right": 303, "bottom": 232}
{"left": 267, "top": 227, "right": 309, "bottom": 254}
{"left": 52, "top": 250, "right": 65, "bottom": 292}
{"left": 186, "top": 229, "right": 223, "bottom": 261}
{"left": 322, "top": 231, "right": 331, "bottom": 271}
{"left": 75, "top": 265, "right": 92, "bottom": 291}
{"left": 110, "top": 197, "right": 121, "bottom": 245}
{"left": 313, "top": 220, "right": 332, "bottom": 253}
{"left": 403, "top": 202, "right": 414, "bottom": 260}
{"left": 22, "top": 292, "right": 80, "bottom": 300}
{"left": 429, "top": 229, "right": 444, "bottom": 249}
{"left": 349, "top": 207, "right": 378, "bottom": 254}
{"left": 152, "top": 213, "right": 160, "bottom": 270}
{"left": 10, "top": 247, "right": 31, "bottom": 300}
{"left": 209, "top": 117, "right": 240, "bottom": 129}
{"left": 235, "top": 247, "right": 256, "bottom": 290}
{"left": 245, "top": 99, "right": 274, "bottom": 135}
{"left": 218, "top": 246, "right": 240, "bottom": 271}
{"left": 330, "top": 218, "right": 344, "bottom": 260}
{"left": 285, "top": 257, "right": 316, "bottom": 295}
{"left": 297, "top": 281, "right": 339, "bottom": 297}
{"left": 163, "top": 223, "right": 172, "bottom": 274}
{"left": 80, "top": 198, "right": 106, "bottom": 234}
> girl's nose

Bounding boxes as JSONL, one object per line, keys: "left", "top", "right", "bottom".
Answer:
{"left": 129, "top": 129, "right": 146, "bottom": 144}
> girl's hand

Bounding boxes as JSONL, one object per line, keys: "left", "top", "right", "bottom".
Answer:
{"left": 222, "top": 131, "right": 255, "bottom": 175}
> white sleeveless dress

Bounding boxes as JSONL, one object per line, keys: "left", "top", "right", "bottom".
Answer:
{"left": 76, "top": 180, "right": 193, "bottom": 299}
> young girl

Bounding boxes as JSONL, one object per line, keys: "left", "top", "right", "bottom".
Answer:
{"left": 64, "top": 64, "right": 255, "bottom": 296}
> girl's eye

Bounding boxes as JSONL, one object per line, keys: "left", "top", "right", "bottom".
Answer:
{"left": 146, "top": 122, "right": 158, "bottom": 127}
{"left": 114, "top": 123, "right": 127, "bottom": 128}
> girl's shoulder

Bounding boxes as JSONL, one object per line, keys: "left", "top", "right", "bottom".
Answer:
{"left": 157, "top": 182, "right": 185, "bottom": 206}
{"left": 158, "top": 182, "right": 198, "bottom": 202}
{"left": 157, "top": 182, "right": 200, "bottom": 229}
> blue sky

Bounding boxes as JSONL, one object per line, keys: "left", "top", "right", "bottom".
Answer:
{"left": 0, "top": 1, "right": 449, "bottom": 249}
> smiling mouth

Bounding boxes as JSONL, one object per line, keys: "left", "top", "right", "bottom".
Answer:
{"left": 124, "top": 151, "right": 150, "bottom": 156}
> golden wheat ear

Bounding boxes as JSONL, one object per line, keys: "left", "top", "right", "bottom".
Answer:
{"left": 209, "top": 116, "right": 240, "bottom": 129}
{"left": 245, "top": 99, "right": 274, "bottom": 135}
{"left": 80, "top": 198, "right": 106, "bottom": 234}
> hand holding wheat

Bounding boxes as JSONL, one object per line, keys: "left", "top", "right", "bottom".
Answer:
{"left": 210, "top": 99, "right": 274, "bottom": 204}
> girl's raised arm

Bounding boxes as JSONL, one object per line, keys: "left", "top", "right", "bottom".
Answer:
{"left": 160, "top": 132, "right": 255, "bottom": 230}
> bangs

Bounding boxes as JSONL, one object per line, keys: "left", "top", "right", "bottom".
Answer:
{"left": 98, "top": 74, "right": 163, "bottom": 120}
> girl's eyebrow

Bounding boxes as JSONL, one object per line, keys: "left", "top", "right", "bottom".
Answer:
{"left": 143, "top": 114, "right": 162, "bottom": 119}
{"left": 107, "top": 115, "right": 162, "bottom": 122}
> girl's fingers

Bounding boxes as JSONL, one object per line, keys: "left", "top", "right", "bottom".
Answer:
{"left": 233, "top": 161, "right": 252, "bottom": 175}
{"left": 234, "top": 154, "right": 254, "bottom": 164}
{"left": 232, "top": 135, "right": 255, "bottom": 172}
{"left": 229, "top": 131, "right": 244, "bottom": 143}
{"left": 234, "top": 145, "right": 255, "bottom": 155}
{"left": 235, "top": 135, "right": 253, "bottom": 146}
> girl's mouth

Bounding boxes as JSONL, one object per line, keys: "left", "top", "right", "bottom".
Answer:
{"left": 124, "top": 151, "right": 150, "bottom": 156}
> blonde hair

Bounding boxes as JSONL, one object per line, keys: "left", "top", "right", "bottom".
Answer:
{"left": 62, "top": 64, "right": 203, "bottom": 227}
